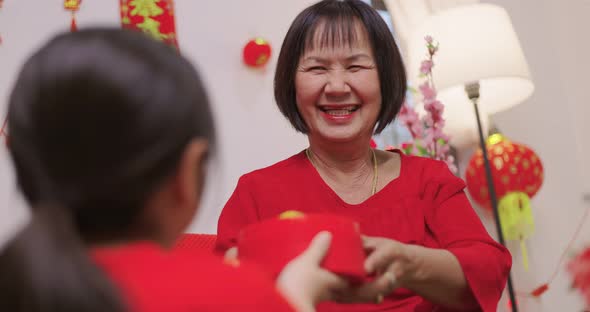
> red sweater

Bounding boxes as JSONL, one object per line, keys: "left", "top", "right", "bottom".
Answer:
{"left": 92, "top": 242, "right": 295, "bottom": 312}
{"left": 216, "top": 150, "right": 512, "bottom": 312}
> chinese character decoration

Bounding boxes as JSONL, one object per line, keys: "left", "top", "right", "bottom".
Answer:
{"left": 120, "top": 0, "right": 178, "bottom": 48}
{"left": 465, "top": 133, "right": 544, "bottom": 270}
{"left": 64, "top": 0, "right": 82, "bottom": 32}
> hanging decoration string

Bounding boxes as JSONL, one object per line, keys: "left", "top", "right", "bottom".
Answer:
{"left": 517, "top": 202, "right": 590, "bottom": 299}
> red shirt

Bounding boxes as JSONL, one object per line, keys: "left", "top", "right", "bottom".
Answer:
{"left": 92, "top": 242, "right": 295, "bottom": 312}
{"left": 216, "top": 150, "right": 512, "bottom": 312}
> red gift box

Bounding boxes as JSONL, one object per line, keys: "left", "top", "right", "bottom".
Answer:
{"left": 237, "top": 212, "right": 366, "bottom": 283}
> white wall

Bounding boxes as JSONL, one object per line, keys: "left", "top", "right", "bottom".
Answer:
{"left": 0, "top": 0, "right": 316, "bottom": 243}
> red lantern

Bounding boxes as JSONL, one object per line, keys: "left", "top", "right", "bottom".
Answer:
{"left": 466, "top": 134, "right": 544, "bottom": 210}
{"left": 465, "top": 134, "right": 544, "bottom": 270}
{"left": 243, "top": 38, "right": 271, "bottom": 67}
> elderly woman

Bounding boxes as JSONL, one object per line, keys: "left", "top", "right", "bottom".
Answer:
{"left": 216, "top": 0, "right": 511, "bottom": 311}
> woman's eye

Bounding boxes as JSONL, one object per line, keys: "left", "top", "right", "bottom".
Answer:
{"left": 308, "top": 66, "right": 327, "bottom": 72}
{"left": 348, "top": 65, "right": 363, "bottom": 72}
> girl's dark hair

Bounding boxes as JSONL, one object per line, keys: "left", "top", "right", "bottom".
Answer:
{"left": 0, "top": 28, "right": 215, "bottom": 311}
{"left": 274, "top": 0, "right": 407, "bottom": 134}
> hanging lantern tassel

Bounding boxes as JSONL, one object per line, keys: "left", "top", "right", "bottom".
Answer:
{"left": 70, "top": 11, "right": 77, "bottom": 32}
{"left": 498, "top": 192, "right": 535, "bottom": 270}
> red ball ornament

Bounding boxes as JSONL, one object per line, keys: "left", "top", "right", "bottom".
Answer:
{"left": 465, "top": 134, "right": 544, "bottom": 210}
{"left": 243, "top": 38, "right": 271, "bottom": 67}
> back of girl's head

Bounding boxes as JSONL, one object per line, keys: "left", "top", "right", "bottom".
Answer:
{"left": 1, "top": 28, "right": 215, "bottom": 311}
{"left": 8, "top": 28, "right": 215, "bottom": 240}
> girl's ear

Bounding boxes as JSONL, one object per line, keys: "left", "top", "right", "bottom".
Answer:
{"left": 175, "top": 138, "right": 209, "bottom": 210}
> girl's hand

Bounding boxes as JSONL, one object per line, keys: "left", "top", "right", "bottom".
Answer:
{"left": 277, "top": 232, "right": 349, "bottom": 311}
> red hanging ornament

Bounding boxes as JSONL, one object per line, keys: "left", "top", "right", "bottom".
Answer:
{"left": 243, "top": 38, "right": 272, "bottom": 67}
{"left": 70, "top": 15, "right": 77, "bottom": 32}
{"left": 465, "top": 134, "right": 544, "bottom": 270}
{"left": 64, "top": 0, "right": 82, "bottom": 32}
{"left": 465, "top": 134, "right": 544, "bottom": 210}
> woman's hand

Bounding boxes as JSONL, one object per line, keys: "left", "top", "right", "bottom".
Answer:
{"left": 276, "top": 232, "right": 349, "bottom": 312}
{"left": 332, "top": 236, "right": 422, "bottom": 303}
{"left": 362, "top": 235, "right": 423, "bottom": 289}
{"left": 334, "top": 236, "right": 477, "bottom": 310}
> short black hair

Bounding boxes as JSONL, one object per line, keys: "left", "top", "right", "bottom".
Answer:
{"left": 274, "top": 0, "right": 406, "bottom": 134}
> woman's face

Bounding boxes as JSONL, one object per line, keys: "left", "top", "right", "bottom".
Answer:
{"left": 295, "top": 22, "right": 381, "bottom": 144}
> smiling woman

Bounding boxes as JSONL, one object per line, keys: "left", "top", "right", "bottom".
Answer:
{"left": 216, "top": 1, "right": 512, "bottom": 311}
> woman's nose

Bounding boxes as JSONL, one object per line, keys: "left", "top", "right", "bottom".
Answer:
{"left": 324, "top": 71, "right": 351, "bottom": 95}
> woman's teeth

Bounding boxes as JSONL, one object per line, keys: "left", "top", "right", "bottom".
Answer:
{"left": 321, "top": 105, "right": 359, "bottom": 115}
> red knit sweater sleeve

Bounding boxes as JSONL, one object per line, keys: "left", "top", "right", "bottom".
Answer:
{"left": 215, "top": 175, "right": 259, "bottom": 253}
{"left": 421, "top": 160, "right": 512, "bottom": 312}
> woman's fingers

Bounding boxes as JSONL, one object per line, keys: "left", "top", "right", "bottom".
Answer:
{"left": 332, "top": 270, "right": 398, "bottom": 303}
{"left": 316, "top": 270, "right": 350, "bottom": 301}
{"left": 364, "top": 241, "right": 398, "bottom": 274}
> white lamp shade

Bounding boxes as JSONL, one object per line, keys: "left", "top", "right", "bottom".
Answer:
{"left": 406, "top": 4, "right": 534, "bottom": 146}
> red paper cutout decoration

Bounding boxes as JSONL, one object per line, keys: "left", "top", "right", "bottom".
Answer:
{"left": 120, "top": 0, "right": 179, "bottom": 49}
{"left": 64, "top": 0, "right": 82, "bottom": 32}
{"left": 243, "top": 38, "right": 271, "bottom": 67}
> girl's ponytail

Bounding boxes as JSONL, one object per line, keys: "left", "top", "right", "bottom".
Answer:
{"left": 0, "top": 205, "right": 124, "bottom": 312}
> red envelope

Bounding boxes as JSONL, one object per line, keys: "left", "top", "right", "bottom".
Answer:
{"left": 237, "top": 211, "right": 366, "bottom": 283}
